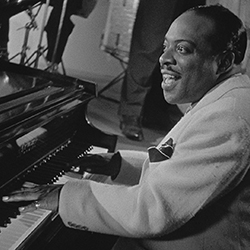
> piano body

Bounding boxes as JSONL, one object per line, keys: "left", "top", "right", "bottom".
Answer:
{"left": 0, "top": 60, "right": 118, "bottom": 250}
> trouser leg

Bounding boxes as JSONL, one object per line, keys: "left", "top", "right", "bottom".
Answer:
{"left": 0, "top": 18, "right": 9, "bottom": 60}
{"left": 118, "top": 0, "right": 180, "bottom": 117}
{"left": 45, "top": 0, "right": 81, "bottom": 64}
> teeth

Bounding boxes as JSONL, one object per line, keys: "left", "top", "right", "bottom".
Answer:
{"left": 163, "top": 74, "right": 176, "bottom": 80}
{"left": 163, "top": 75, "right": 177, "bottom": 81}
{"left": 162, "top": 74, "right": 178, "bottom": 89}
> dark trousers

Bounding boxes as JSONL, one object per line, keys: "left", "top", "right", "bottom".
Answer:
{"left": 45, "top": 0, "right": 82, "bottom": 63}
{"left": 0, "top": 18, "right": 9, "bottom": 48}
{"left": 0, "top": 16, "right": 9, "bottom": 60}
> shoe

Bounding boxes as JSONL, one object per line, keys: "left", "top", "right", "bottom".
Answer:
{"left": 120, "top": 115, "right": 144, "bottom": 141}
{"left": 46, "top": 61, "right": 60, "bottom": 74}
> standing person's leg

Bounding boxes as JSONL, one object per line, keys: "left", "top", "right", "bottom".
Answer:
{"left": 119, "top": 0, "right": 174, "bottom": 141}
{"left": 45, "top": 0, "right": 82, "bottom": 66}
{"left": 118, "top": 0, "right": 205, "bottom": 141}
{"left": 0, "top": 18, "right": 9, "bottom": 60}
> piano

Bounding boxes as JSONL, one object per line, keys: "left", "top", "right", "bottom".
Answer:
{"left": 0, "top": 60, "right": 118, "bottom": 250}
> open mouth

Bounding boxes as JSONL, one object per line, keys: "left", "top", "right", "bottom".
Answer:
{"left": 162, "top": 74, "right": 180, "bottom": 90}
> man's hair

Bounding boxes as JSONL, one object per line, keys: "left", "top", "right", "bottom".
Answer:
{"left": 187, "top": 4, "right": 247, "bottom": 64}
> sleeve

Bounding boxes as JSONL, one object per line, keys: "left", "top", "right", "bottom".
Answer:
{"left": 83, "top": 150, "right": 147, "bottom": 185}
{"left": 111, "top": 150, "right": 147, "bottom": 185}
{"left": 59, "top": 109, "right": 250, "bottom": 238}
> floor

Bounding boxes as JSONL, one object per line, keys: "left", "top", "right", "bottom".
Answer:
{"left": 86, "top": 95, "right": 167, "bottom": 152}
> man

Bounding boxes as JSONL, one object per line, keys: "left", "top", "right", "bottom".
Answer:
{"left": 2, "top": 5, "right": 250, "bottom": 250}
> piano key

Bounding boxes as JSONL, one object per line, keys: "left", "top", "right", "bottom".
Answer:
{"left": 0, "top": 209, "right": 51, "bottom": 250}
{"left": 87, "top": 145, "right": 109, "bottom": 154}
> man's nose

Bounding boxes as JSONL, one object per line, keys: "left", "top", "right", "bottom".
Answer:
{"left": 159, "top": 48, "right": 175, "bottom": 66}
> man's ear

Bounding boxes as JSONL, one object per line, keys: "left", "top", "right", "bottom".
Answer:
{"left": 216, "top": 51, "right": 235, "bottom": 74}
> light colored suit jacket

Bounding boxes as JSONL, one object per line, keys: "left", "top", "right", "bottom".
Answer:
{"left": 59, "top": 73, "right": 250, "bottom": 250}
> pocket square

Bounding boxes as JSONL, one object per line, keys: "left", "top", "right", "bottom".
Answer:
{"left": 148, "top": 138, "right": 174, "bottom": 162}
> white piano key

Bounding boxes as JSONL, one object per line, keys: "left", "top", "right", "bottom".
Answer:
{"left": 88, "top": 145, "right": 108, "bottom": 154}
{"left": 0, "top": 209, "right": 51, "bottom": 250}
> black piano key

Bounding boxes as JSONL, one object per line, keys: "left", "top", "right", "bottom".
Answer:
{"left": 36, "top": 165, "right": 63, "bottom": 175}
{"left": 0, "top": 219, "right": 9, "bottom": 227}
{"left": 0, "top": 201, "right": 20, "bottom": 227}
{"left": 45, "top": 158, "right": 70, "bottom": 168}
{"left": 45, "top": 163, "right": 67, "bottom": 172}
{"left": 0, "top": 207, "right": 18, "bottom": 219}
{"left": 25, "top": 175, "right": 54, "bottom": 185}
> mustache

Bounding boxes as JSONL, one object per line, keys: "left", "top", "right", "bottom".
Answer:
{"left": 160, "top": 65, "right": 179, "bottom": 74}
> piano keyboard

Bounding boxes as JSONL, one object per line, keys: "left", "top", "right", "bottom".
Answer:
{"left": 0, "top": 146, "right": 108, "bottom": 250}
{"left": 0, "top": 209, "right": 51, "bottom": 250}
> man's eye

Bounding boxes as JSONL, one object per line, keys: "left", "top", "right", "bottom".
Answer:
{"left": 163, "top": 42, "right": 169, "bottom": 51}
{"left": 176, "top": 45, "right": 190, "bottom": 54}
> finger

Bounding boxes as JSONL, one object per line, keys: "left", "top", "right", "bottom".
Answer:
{"left": 2, "top": 192, "right": 39, "bottom": 202}
{"left": 2, "top": 185, "right": 62, "bottom": 209}
{"left": 22, "top": 181, "right": 39, "bottom": 188}
{"left": 2, "top": 185, "right": 49, "bottom": 202}
{"left": 7, "top": 188, "right": 36, "bottom": 195}
{"left": 5, "top": 185, "right": 41, "bottom": 195}
{"left": 19, "top": 201, "right": 42, "bottom": 213}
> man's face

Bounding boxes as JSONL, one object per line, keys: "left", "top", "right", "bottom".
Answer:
{"left": 159, "top": 12, "right": 220, "bottom": 104}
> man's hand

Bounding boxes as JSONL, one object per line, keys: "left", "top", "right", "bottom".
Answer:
{"left": 2, "top": 183, "right": 63, "bottom": 213}
{"left": 70, "top": 152, "right": 121, "bottom": 179}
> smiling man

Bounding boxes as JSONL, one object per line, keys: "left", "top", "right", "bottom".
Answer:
{"left": 160, "top": 13, "right": 218, "bottom": 104}
{"left": 2, "top": 5, "right": 250, "bottom": 250}
{"left": 160, "top": 6, "right": 245, "bottom": 106}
